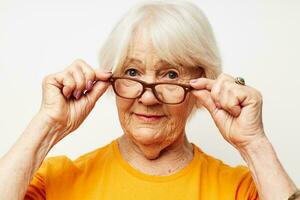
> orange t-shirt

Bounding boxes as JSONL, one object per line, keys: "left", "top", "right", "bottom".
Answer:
{"left": 25, "top": 139, "right": 258, "bottom": 200}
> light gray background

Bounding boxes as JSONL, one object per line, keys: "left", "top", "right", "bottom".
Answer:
{"left": 0, "top": 0, "right": 299, "bottom": 185}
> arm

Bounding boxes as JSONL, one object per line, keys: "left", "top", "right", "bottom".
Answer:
{"left": 0, "top": 113, "right": 60, "bottom": 199}
{"left": 0, "top": 59, "right": 112, "bottom": 200}
{"left": 190, "top": 73, "right": 299, "bottom": 200}
{"left": 239, "top": 135, "right": 299, "bottom": 200}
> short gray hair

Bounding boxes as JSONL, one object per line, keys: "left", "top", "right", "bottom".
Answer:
{"left": 98, "top": 0, "right": 222, "bottom": 79}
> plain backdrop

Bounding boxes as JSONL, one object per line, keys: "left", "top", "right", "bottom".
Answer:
{"left": 0, "top": 0, "right": 299, "bottom": 185}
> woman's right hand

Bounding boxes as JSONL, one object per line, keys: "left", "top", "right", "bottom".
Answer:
{"left": 38, "top": 59, "right": 112, "bottom": 143}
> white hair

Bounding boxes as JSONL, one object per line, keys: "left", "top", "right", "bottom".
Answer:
{"left": 98, "top": 0, "right": 222, "bottom": 79}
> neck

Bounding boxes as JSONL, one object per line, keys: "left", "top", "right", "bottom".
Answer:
{"left": 117, "top": 133, "right": 194, "bottom": 176}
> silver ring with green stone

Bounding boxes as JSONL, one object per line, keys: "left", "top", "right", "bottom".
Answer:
{"left": 235, "top": 77, "right": 245, "bottom": 86}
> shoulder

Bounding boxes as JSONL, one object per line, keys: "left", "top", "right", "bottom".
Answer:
{"left": 194, "top": 144, "right": 251, "bottom": 181}
{"left": 195, "top": 144, "right": 249, "bottom": 173}
{"left": 39, "top": 140, "right": 115, "bottom": 178}
{"left": 194, "top": 144, "right": 258, "bottom": 197}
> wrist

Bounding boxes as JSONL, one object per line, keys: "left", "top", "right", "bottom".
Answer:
{"left": 1, "top": 112, "right": 62, "bottom": 174}
{"left": 239, "top": 134, "right": 270, "bottom": 155}
{"left": 20, "top": 112, "right": 64, "bottom": 150}
{"left": 237, "top": 134, "right": 275, "bottom": 169}
{"left": 36, "top": 110, "right": 70, "bottom": 136}
{"left": 238, "top": 135, "right": 299, "bottom": 200}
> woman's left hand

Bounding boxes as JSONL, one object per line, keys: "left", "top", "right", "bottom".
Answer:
{"left": 190, "top": 73, "right": 266, "bottom": 150}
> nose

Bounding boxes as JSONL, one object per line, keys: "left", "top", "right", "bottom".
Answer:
{"left": 138, "top": 88, "right": 161, "bottom": 106}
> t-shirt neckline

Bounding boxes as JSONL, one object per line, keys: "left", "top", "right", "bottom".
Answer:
{"left": 112, "top": 139, "right": 200, "bottom": 182}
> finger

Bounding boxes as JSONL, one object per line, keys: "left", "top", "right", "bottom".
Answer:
{"left": 54, "top": 72, "right": 76, "bottom": 99}
{"left": 82, "top": 69, "right": 112, "bottom": 96}
{"left": 68, "top": 59, "right": 96, "bottom": 94}
{"left": 95, "top": 69, "right": 113, "bottom": 81}
{"left": 75, "top": 61, "right": 96, "bottom": 91}
{"left": 217, "top": 73, "right": 235, "bottom": 82}
{"left": 81, "top": 68, "right": 96, "bottom": 93}
{"left": 191, "top": 89, "right": 234, "bottom": 132}
{"left": 190, "top": 78, "right": 215, "bottom": 91}
{"left": 191, "top": 89, "right": 217, "bottom": 114}
{"left": 219, "top": 89, "right": 242, "bottom": 117}
{"left": 70, "top": 67, "right": 86, "bottom": 99}
{"left": 85, "top": 80, "right": 111, "bottom": 104}
{"left": 210, "top": 81, "right": 223, "bottom": 108}
{"left": 207, "top": 74, "right": 236, "bottom": 110}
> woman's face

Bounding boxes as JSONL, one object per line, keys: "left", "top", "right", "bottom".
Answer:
{"left": 115, "top": 29, "right": 202, "bottom": 159}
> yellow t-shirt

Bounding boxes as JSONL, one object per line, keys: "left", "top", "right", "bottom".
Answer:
{"left": 25, "top": 139, "right": 258, "bottom": 200}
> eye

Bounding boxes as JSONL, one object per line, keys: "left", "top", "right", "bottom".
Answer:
{"left": 125, "top": 68, "right": 139, "bottom": 77}
{"left": 166, "top": 70, "right": 178, "bottom": 79}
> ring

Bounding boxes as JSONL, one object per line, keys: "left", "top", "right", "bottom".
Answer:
{"left": 235, "top": 77, "right": 245, "bottom": 86}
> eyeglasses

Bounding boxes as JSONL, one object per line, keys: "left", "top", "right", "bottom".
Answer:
{"left": 109, "top": 76, "right": 193, "bottom": 104}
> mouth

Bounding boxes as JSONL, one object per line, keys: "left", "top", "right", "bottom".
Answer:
{"left": 133, "top": 113, "right": 166, "bottom": 122}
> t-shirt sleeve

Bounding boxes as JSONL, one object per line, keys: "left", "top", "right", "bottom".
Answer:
{"left": 235, "top": 168, "right": 259, "bottom": 200}
{"left": 24, "top": 160, "right": 48, "bottom": 200}
{"left": 219, "top": 164, "right": 259, "bottom": 200}
{"left": 24, "top": 156, "right": 71, "bottom": 200}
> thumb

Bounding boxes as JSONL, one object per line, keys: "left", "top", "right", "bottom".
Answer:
{"left": 191, "top": 89, "right": 228, "bottom": 130}
{"left": 86, "top": 69, "right": 112, "bottom": 103}
{"left": 85, "top": 80, "right": 111, "bottom": 104}
{"left": 191, "top": 89, "right": 217, "bottom": 114}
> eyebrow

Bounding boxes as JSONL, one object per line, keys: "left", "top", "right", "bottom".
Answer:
{"left": 118, "top": 57, "right": 203, "bottom": 80}
{"left": 122, "top": 57, "right": 183, "bottom": 72}
{"left": 124, "top": 57, "right": 165, "bottom": 65}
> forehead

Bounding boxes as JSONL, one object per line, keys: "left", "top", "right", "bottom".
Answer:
{"left": 125, "top": 27, "right": 176, "bottom": 72}
{"left": 127, "top": 27, "right": 159, "bottom": 58}
{"left": 122, "top": 27, "right": 203, "bottom": 77}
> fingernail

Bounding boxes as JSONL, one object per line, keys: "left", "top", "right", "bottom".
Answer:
{"left": 76, "top": 92, "right": 81, "bottom": 99}
{"left": 73, "top": 91, "right": 81, "bottom": 99}
{"left": 67, "top": 93, "right": 72, "bottom": 99}
{"left": 190, "top": 79, "right": 198, "bottom": 83}
{"left": 86, "top": 80, "right": 93, "bottom": 91}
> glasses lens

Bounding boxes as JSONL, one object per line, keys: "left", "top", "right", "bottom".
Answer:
{"left": 155, "top": 84, "right": 185, "bottom": 104}
{"left": 114, "top": 78, "right": 143, "bottom": 98}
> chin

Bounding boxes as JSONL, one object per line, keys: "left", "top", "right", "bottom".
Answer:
{"left": 128, "top": 128, "right": 166, "bottom": 160}
{"left": 128, "top": 127, "right": 165, "bottom": 145}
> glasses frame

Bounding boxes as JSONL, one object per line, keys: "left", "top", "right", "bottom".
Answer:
{"left": 109, "top": 76, "right": 193, "bottom": 105}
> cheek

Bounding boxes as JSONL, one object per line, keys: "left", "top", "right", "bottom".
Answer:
{"left": 170, "top": 97, "right": 194, "bottom": 129}
{"left": 169, "top": 94, "right": 195, "bottom": 120}
{"left": 115, "top": 94, "right": 195, "bottom": 142}
{"left": 160, "top": 96, "right": 195, "bottom": 138}
{"left": 116, "top": 97, "right": 135, "bottom": 124}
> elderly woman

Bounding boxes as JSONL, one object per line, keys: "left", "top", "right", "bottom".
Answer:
{"left": 0, "top": 1, "right": 299, "bottom": 200}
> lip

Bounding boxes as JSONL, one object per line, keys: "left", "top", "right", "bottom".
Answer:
{"left": 134, "top": 113, "right": 166, "bottom": 122}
